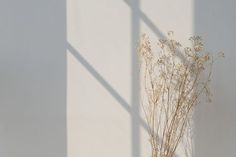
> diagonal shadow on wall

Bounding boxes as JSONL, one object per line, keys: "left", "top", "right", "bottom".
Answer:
{"left": 67, "top": 0, "right": 184, "bottom": 157}
{"left": 67, "top": 42, "right": 144, "bottom": 157}
{"left": 67, "top": 42, "right": 149, "bottom": 132}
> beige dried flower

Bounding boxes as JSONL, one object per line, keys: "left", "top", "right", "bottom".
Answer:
{"left": 138, "top": 32, "right": 223, "bottom": 157}
{"left": 138, "top": 34, "right": 153, "bottom": 62}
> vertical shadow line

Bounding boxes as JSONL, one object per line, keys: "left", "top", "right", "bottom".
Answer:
{"left": 131, "top": 0, "right": 141, "bottom": 157}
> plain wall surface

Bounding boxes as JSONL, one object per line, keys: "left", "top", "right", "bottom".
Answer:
{"left": 0, "top": 0, "right": 66, "bottom": 157}
{"left": 194, "top": 0, "right": 236, "bottom": 157}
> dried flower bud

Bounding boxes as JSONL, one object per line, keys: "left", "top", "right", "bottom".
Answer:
{"left": 189, "top": 36, "right": 204, "bottom": 52}
{"left": 168, "top": 31, "right": 174, "bottom": 37}
{"left": 204, "top": 54, "right": 210, "bottom": 61}
{"left": 218, "top": 51, "right": 225, "bottom": 58}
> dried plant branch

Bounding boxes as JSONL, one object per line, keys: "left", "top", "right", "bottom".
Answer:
{"left": 138, "top": 32, "right": 224, "bottom": 157}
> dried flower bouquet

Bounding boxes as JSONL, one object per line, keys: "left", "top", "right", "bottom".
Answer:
{"left": 138, "top": 32, "right": 224, "bottom": 157}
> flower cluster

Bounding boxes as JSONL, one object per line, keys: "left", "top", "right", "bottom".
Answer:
{"left": 138, "top": 32, "right": 223, "bottom": 157}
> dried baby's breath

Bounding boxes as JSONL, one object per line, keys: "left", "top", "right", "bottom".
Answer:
{"left": 138, "top": 32, "right": 223, "bottom": 157}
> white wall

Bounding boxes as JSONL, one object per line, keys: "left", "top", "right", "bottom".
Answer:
{"left": 67, "top": 0, "right": 193, "bottom": 157}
